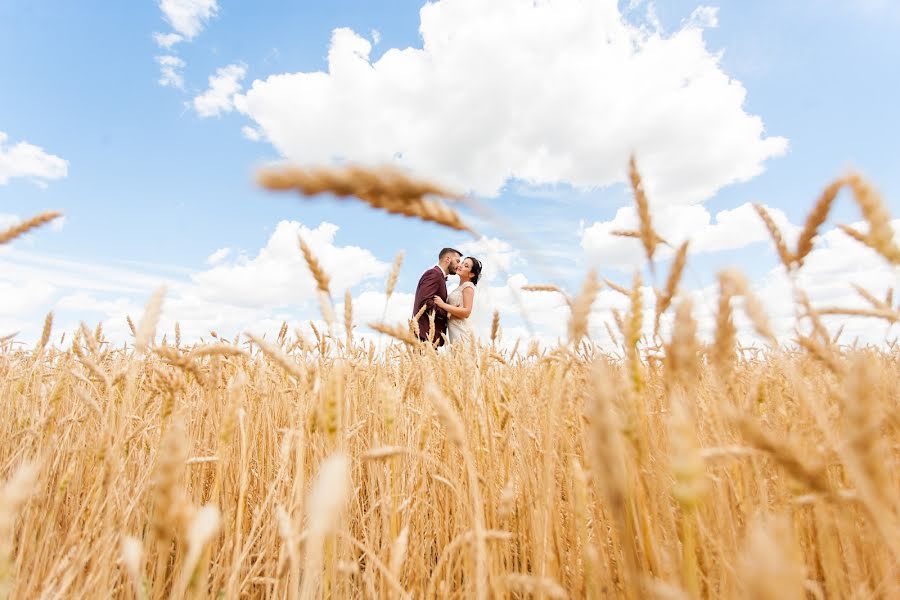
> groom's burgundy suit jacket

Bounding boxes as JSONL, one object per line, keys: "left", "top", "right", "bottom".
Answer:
{"left": 413, "top": 266, "right": 449, "bottom": 345}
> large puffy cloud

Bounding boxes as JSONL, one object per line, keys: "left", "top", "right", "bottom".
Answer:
{"left": 0, "top": 132, "right": 68, "bottom": 186}
{"left": 581, "top": 201, "right": 798, "bottom": 270}
{"left": 235, "top": 0, "right": 785, "bottom": 199}
{"left": 0, "top": 220, "right": 389, "bottom": 343}
{"left": 191, "top": 220, "right": 388, "bottom": 308}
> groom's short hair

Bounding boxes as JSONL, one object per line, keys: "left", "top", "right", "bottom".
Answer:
{"left": 439, "top": 247, "right": 462, "bottom": 261}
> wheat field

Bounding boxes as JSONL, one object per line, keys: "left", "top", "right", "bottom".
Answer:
{"left": 0, "top": 165, "right": 898, "bottom": 599}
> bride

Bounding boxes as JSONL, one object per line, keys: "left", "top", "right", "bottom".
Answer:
{"left": 433, "top": 256, "right": 482, "bottom": 345}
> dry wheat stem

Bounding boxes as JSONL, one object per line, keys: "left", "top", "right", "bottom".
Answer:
{"left": 0, "top": 211, "right": 62, "bottom": 245}
{"left": 258, "top": 165, "right": 475, "bottom": 233}
{"left": 568, "top": 270, "right": 601, "bottom": 347}
{"left": 795, "top": 178, "right": 845, "bottom": 266}
{"left": 753, "top": 203, "right": 794, "bottom": 270}
{"left": 629, "top": 155, "right": 660, "bottom": 267}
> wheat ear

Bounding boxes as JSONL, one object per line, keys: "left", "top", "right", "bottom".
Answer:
{"left": 752, "top": 203, "right": 793, "bottom": 270}
{"left": 258, "top": 165, "right": 475, "bottom": 233}
{"left": 0, "top": 211, "right": 62, "bottom": 245}
{"left": 629, "top": 155, "right": 659, "bottom": 267}
{"left": 568, "top": 270, "right": 601, "bottom": 347}
{"left": 795, "top": 178, "right": 844, "bottom": 266}
{"left": 845, "top": 172, "right": 900, "bottom": 264}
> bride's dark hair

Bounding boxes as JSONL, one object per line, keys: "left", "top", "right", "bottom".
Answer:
{"left": 467, "top": 256, "right": 483, "bottom": 285}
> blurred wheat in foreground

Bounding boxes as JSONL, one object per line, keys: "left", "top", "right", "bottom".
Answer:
{"left": 1, "top": 165, "right": 898, "bottom": 599}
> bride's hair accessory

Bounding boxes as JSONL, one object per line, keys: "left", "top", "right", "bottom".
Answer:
{"left": 467, "top": 256, "right": 483, "bottom": 285}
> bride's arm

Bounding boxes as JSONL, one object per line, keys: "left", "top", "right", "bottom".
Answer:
{"left": 434, "top": 288, "right": 474, "bottom": 319}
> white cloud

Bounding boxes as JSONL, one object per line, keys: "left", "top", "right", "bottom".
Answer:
{"left": 685, "top": 6, "right": 719, "bottom": 28}
{"left": 156, "top": 55, "right": 186, "bottom": 89}
{"left": 0, "top": 220, "right": 390, "bottom": 344}
{"left": 235, "top": 0, "right": 786, "bottom": 199}
{"left": 153, "top": 32, "right": 184, "bottom": 49}
{"left": 0, "top": 214, "right": 18, "bottom": 230}
{"left": 340, "top": 290, "right": 414, "bottom": 329}
{"left": 158, "top": 0, "right": 219, "bottom": 40}
{"left": 457, "top": 236, "right": 519, "bottom": 283}
{"left": 193, "top": 64, "right": 247, "bottom": 117}
{"left": 581, "top": 201, "right": 797, "bottom": 270}
{"left": 0, "top": 280, "right": 56, "bottom": 315}
{"left": 206, "top": 247, "right": 231, "bottom": 264}
{"left": 56, "top": 292, "right": 141, "bottom": 316}
{"left": 371, "top": 29, "right": 381, "bottom": 45}
{"left": 190, "top": 220, "right": 388, "bottom": 308}
{"left": 0, "top": 132, "right": 68, "bottom": 186}
{"left": 153, "top": 1, "right": 218, "bottom": 90}
{"left": 241, "top": 126, "right": 263, "bottom": 141}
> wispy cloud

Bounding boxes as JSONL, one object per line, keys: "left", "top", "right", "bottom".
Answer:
{"left": 152, "top": 0, "right": 220, "bottom": 89}
{"left": 192, "top": 63, "right": 247, "bottom": 117}
{"left": 155, "top": 55, "right": 186, "bottom": 89}
{"left": 0, "top": 132, "right": 68, "bottom": 186}
{"left": 155, "top": 0, "right": 219, "bottom": 45}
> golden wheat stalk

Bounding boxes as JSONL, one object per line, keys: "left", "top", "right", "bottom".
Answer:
{"left": 246, "top": 332, "right": 305, "bottom": 380}
{"left": 568, "top": 270, "right": 601, "bottom": 347}
{"left": 298, "top": 235, "right": 331, "bottom": 296}
{"left": 712, "top": 272, "right": 737, "bottom": 377}
{"left": 135, "top": 287, "right": 166, "bottom": 355}
{"left": 189, "top": 344, "right": 248, "bottom": 358}
{"left": 344, "top": 290, "right": 354, "bottom": 346}
{"left": 370, "top": 321, "right": 422, "bottom": 347}
{"left": 0, "top": 211, "right": 62, "bottom": 245}
{"left": 845, "top": 172, "right": 900, "bottom": 264}
{"left": 736, "top": 416, "right": 831, "bottom": 494}
{"left": 258, "top": 165, "right": 474, "bottom": 233}
{"left": 385, "top": 251, "right": 404, "bottom": 300}
{"left": 0, "top": 462, "right": 40, "bottom": 598}
{"left": 837, "top": 223, "right": 867, "bottom": 244}
{"left": 629, "top": 155, "right": 660, "bottom": 267}
{"left": 795, "top": 178, "right": 844, "bottom": 266}
{"left": 603, "top": 278, "right": 630, "bottom": 297}
{"left": 609, "top": 229, "right": 669, "bottom": 246}
{"left": 35, "top": 312, "right": 53, "bottom": 352}
{"left": 300, "top": 454, "right": 350, "bottom": 600}
{"left": 664, "top": 297, "right": 700, "bottom": 389}
{"left": 521, "top": 284, "right": 572, "bottom": 307}
{"left": 720, "top": 268, "right": 777, "bottom": 344}
{"left": 752, "top": 203, "right": 794, "bottom": 270}
{"left": 654, "top": 241, "right": 689, "bottom": 337}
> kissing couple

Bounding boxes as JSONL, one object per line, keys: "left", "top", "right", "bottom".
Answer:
{"left": 412, "top": 247, "right": 483, "bottom": 347}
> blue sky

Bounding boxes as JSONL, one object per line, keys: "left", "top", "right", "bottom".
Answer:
{"left": 1, "top": 0, "right": 898, "bottom": 346}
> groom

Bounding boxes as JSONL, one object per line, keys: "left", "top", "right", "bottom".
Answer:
{"left": 412, "top": 247, "right": 461, "bottom": 346}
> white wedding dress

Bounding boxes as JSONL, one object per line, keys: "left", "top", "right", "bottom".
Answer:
{"left": 446, "top": 282, "right": 475, "bottom": 345}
